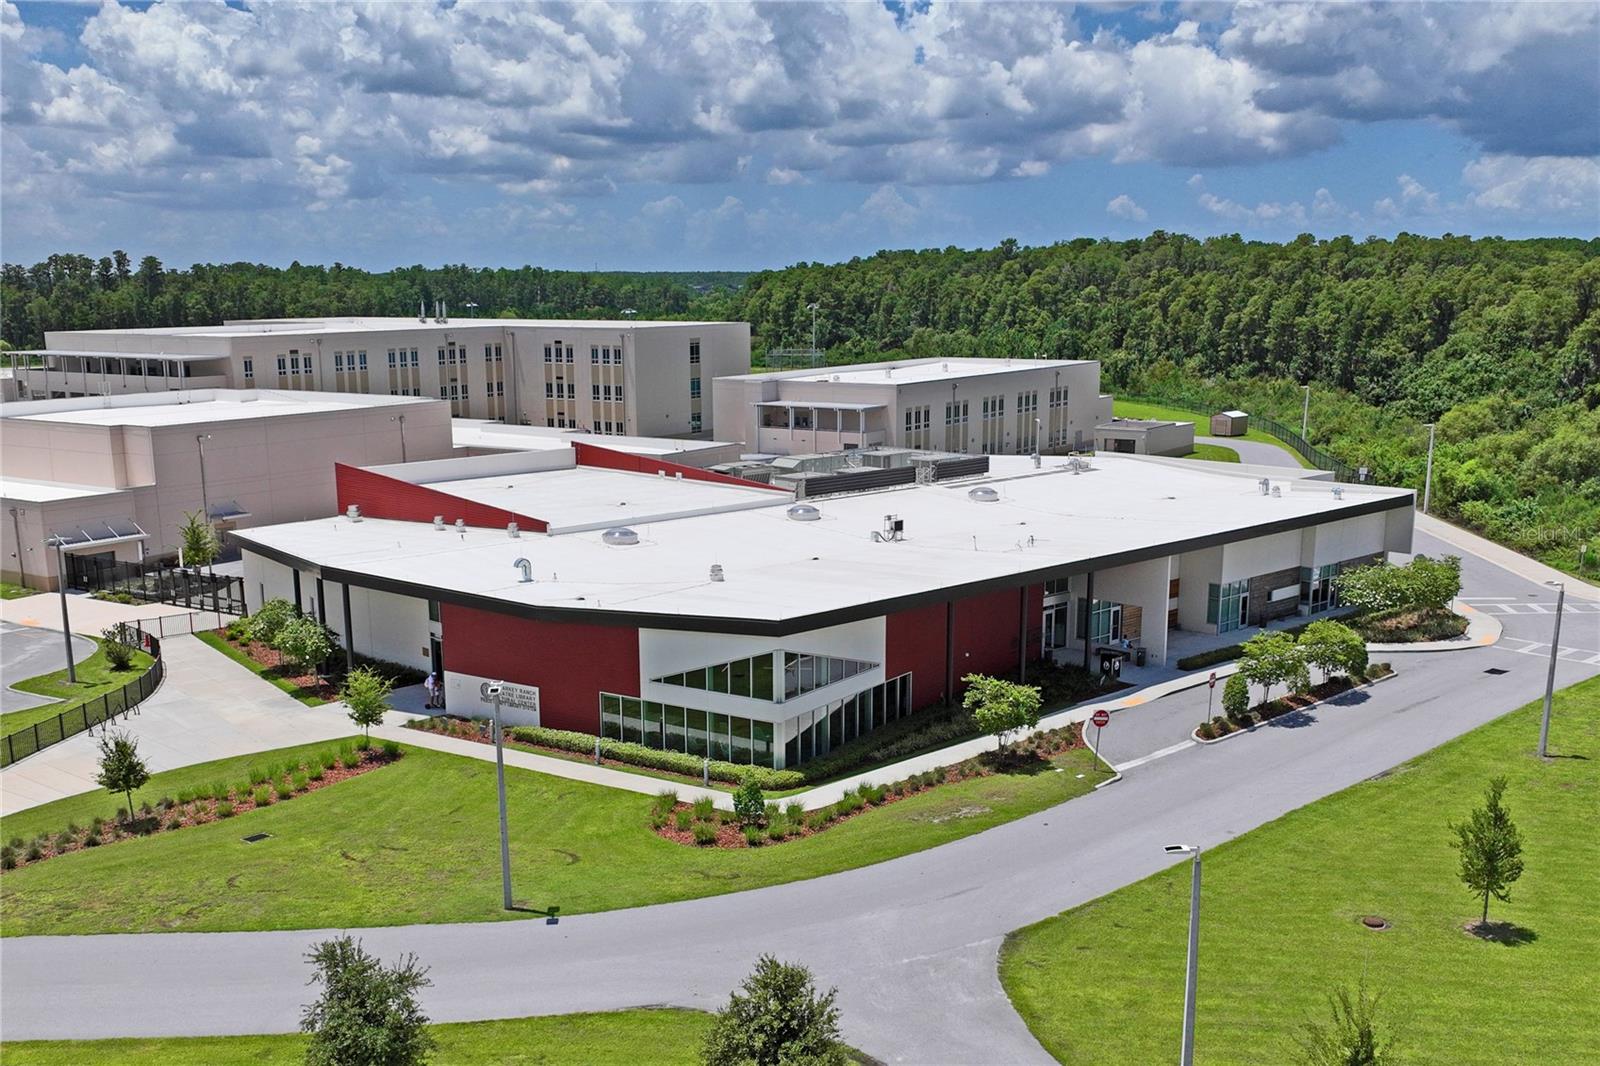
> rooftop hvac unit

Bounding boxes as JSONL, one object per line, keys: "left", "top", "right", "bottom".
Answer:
{"left": 346, "top": 505, "right": 362, "bottom": 522}
{"left": 455, "top": 518, "right": 466, "bottom": 532}
{"left": 433, "top": 515, "right": 445, "bottom": 530}
{"left": 709, "top": 563, "right": 725, "bottom": 582}
{"left": 872, "top": 514, "right": 906, "bottom": 543}
{"left": 507, "top": 522, "right": 520, "bottom": 538}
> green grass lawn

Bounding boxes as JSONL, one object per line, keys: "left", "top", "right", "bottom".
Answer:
{"left": 0, "top": 1009, "right": 713, "bottom": 1066}
{"left": 195, "top": 630, "right": 331, "bottom": 706}
{"left": 0, "top": 580, "right": 36, "bottom": 600}
{"left": 1112, "top": 399, "right": 1314, "bottom": 468}
{"left": 1178, "top": 443, "right": 1240, "bottom": 463}
{"left": 1, "top": 738, "right": 1110, "bottom": 936}
{"left": 1, "top": 638, "right": 155, "bottom": 736}
{"left": 999, "top": 675, "right": 1600, "bottom": 1065}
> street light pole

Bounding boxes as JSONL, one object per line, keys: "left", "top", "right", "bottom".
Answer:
{"left": 52, "top": 538, "right": 77, "bottom": 683}
{"left": 1422, "top": 423, "right": 1436, "bottom": 515}
{"left": 1538, "top": 580, "right": 1565, "bottom": 758}
{"left": 1300, "top": 384, "right": 1310, "bottom": 439}
{"left": 390, "top": 414, "right": 408, "bottom": 463}
{"left": 1165, "top": 843, "right": 1202, "bottom": 1066}
{"left": 487, "top": 682, "right": 513, "bottom": 909}
{"left": 807, "top": 302, "right": 819, "bottom": 360}
{"left": 195, "top": 434, "right": 213, "bottom": 527}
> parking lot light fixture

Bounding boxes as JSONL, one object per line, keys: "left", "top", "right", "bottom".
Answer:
{"left": 1164, "top": 843, "right": 1202, "bottom": 1066}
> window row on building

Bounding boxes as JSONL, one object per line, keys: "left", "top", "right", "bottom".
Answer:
{"left": 333, "top": 350, "right": 368, "bottom": 371}
{"left": 388, "top": 348, "right": 421, "bottom": 368}
{"left": 544, "top": 342, "right": 576, "bottom": 363}
{"left": 590, "top": 384, "right": 625, "bottom": 401}
{"left": 590, "top": 345, "right": 621, "bottom": 364}
{"left": 785, "top": 672, "right": 912, "bottom": 766}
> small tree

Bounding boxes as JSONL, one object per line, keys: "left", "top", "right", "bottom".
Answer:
{"left": 1238, "top": 631, "right": 1308, "bottom": 707}
{"left": 1222, "top": 671, "right": 1251, "bottom": 723}
{"left": 340, "top": 666, "right": 394, "bottom": 747}
{"left": 278, "top": 615, "right": 335, "bottom": 676}
{"left": 1336, "top": 554, "right": 1462, "bottom": 615}
{"left": 178, "top": 509, "right": 220, "bottom": 572}
{"left": 962, "top": 673, "right": 1043, "bottom": 750}
{"left": 1451, "top": 776, "right": 1525, "bottom": 926}
{"left": 1299, "top": 620, "right": 1368, "bottom": 682}
{"left": 95, "top": 730, "right": 151, "bottom": 821}
{"left": 300, "top": 936, "right": 434, "bottom": 1066}
{"left": 733, "top": 780, "right": 766, "bottom": 827}
{"left": 100, "top": 624, "right": 138, "bottom": 671}
{"left": 1294, "top": 979, "right": 1398, "bottom": 1066}
{"left": 247, "top": 597, "right": 299, "bottom": 646}
{"left": 703, "top": 955, "right": 848, "bottom": 1066}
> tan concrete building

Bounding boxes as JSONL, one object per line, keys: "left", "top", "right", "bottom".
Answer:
{"left": 711, "top": 357, "right": 1113, "bottom": 456}
{"left": 1, "top": 389, "right": 451, "bottom": 590}
{"left": 9, "top": 316, "right": 749, "bottom": 439}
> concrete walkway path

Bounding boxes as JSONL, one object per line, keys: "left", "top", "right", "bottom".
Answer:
{"left": 0, "top": 633, "right": 356, "bottom": 816}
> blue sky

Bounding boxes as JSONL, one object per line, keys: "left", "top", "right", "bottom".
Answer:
{"left": 3, "top": 1, "right": 1596, "bottom": 272}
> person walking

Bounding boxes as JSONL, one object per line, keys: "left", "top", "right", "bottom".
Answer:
{"left": 424, "top": 671, "right": 438, "bottom": 710}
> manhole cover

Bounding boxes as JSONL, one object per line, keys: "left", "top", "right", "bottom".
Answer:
{"left": 1484, "top": 668, "right": 1509, "bottom": 676}
{"left": 242, "top": 833, "right": 272, "bottom": 844}
{"left": 1360, "top": 915, "right": 1391, "bottom": 931}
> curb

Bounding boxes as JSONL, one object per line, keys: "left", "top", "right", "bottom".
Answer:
{"left": 1082, "top": 732, "right": 1123, "bottom": 789}
{"left": 1190, "top": 669, "right": 1397, "bottom": 745}
{"left": 1364, "top": 601, "right": 1502, "bottom": 653}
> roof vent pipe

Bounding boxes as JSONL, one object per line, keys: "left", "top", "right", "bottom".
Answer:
{"left": 512, "top": 557, "right": 533, "bottom": 583}
{"left": 433, "top": 515, "right": 445, "bottom": 530}
{"left": 709, "top": 564, "right": 725, "bottom": 582}
{"left": 1258, "top": 478, "right": 1271, "bottom": 496}
{"left": 507, "top": 522, "right": 519, "bottom": 538}
{"left": 1332, "top": 486, "right": 1344, "bottom": 499}
{"left": 346, "top": 505, "right": 362, "bottom": 522}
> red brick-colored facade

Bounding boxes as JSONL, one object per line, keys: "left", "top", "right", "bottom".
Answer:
{"left": 439, "top": 604, "right": 640, "bottom": 733}
{"left": 571, "top": 441, "right": 787, "bottom": 491}
{"left": 334, "top": 464, "right": 548, "bottom": 532}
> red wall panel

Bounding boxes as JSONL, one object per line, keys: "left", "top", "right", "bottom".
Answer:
{"left": 572, "top": 442, "right": 787, "bottom": 491}
{"left": 334, "top": 464, "right": 548, "bottom": 532}
{"left": 439, "top": 603, "right": 639, "bottom": 733}
{"left": 886, "top": 584, "right": 1045, "bottom": 712}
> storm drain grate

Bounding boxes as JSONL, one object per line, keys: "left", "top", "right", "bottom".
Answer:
{"left": 241, "top": 833, "right": 272, "bottom": 843}
{"left": 1483, "top": 668, "right": 1509, "bottom": 676}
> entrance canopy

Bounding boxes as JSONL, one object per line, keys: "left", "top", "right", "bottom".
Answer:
{"left": 46, "top": 517, "right": 148, "bottom": 552}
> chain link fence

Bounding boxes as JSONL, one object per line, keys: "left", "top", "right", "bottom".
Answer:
{"left": 1, "top": 625, "right": 164, "bottom": 768}
{"left": 1118, "top": 392, "right": 1368, "bottom": 483}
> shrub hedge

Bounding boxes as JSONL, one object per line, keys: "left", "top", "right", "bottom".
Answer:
{"left": 505, "top": 725, "right": 807, "bottom": 789}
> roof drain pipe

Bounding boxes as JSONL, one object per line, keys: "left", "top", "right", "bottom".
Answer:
{"left": 512, "top": 558, "right": 533, "bottom": 583}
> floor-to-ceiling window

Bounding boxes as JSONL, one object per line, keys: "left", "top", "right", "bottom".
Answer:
{"left": 1207, "top": 580, "right": 1249, "bottom": 633}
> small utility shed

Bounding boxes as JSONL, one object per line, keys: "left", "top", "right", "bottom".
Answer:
{"left": 1211, "top": 410, "right": 1249, "bottom": 436}
{"left": 1094, "top": 418, "right": 1195, "bottom": 457}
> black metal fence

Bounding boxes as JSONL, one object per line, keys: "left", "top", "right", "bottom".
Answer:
{"left": 67, "top": 555, "right": 245, "bottom": 615}
{"left": 0, "top": 627, "right": 164, "bottom": 767}
{"left": 1118, "top": 392, "right": 1368, "bottom": 483}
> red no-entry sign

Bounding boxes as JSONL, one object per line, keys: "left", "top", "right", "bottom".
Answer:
{"left": 1091, "top": 709, "right": 1110, "bottom": 728}
{"left": 1208, "top": 672, "right": 1218, "bottom": 689}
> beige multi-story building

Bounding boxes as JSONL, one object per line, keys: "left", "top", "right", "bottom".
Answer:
{"left": 11, "top": 316, "right": 750, "bottom": 438}
{"left": 711, "top": 357, "right": 1113, "bottom": 456}
{"left": 0, "top": 389, "right": 452, "bottom": 590}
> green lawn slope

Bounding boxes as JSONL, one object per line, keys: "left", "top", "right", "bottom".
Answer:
{"left": 1000, "top": 675, "right": 1600, "bottom": 1065}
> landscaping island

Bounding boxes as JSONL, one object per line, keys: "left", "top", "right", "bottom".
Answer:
{"left": 999, "top": 675, "right": 1600, "bottom": 1065}
{"left": 0, "top": 636, "right": 154, "bottom": 737}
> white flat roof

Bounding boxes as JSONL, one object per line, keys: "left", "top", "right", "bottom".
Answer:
{"left": 52, "top": 317, "right": 731, "bottom": 340}
{"left": 407, "top": 465, "right": 781, "bottom": 533}
{"left": 3, "top": 389, "right": 437, "bottom": 428}
{"left": 0, "top": 477, "right": 127, "bottom": 503}
{"left": 451, "top": 420, "right": 735, "bottom": 457}
{"left": 723, "top": 356, "right": 1087, "bottom": 387}
{"left": 237, "top": 455, "right": 1411, "bottom": 627}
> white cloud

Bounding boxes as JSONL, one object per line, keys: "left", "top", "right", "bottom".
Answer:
{"left": 766, "top": 166, "right": 807, "bottom": 186}
{"left": 859, "top": 185, "right": 919, "bottom": 228}
{"left": 1106, "top": 193, "right": 1147, "bottom": 221}
{"left": 1463, "top": 154, "right": 1600, "bottom": 216}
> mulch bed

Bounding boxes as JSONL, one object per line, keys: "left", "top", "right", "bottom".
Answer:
{"left": 215, "top": 630, "right": 338, "bottom": 700}
{"left": 654, "top": 725, "right": 1089, "bottom": 849}
{"left": 1350, "top": 608, "right": 1470, "bottom": 643}
{"left": 0, "top": 748, "right": 401, "bottom": 874}
{"left": 1199, "top": 665, "right": 1394, "bottom": 739}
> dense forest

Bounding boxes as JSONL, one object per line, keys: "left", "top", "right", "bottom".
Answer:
{"left": 0, "top": 254, "right": 744, "bottom": 346}
{"left": 4, "top": 233, "right": 1597, "bottom": 576}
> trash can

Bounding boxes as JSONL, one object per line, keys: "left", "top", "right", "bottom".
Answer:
{"left": 1135, "top": 646, "right": 1148, "bottom": 668}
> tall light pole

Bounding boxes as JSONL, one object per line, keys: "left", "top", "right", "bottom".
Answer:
{"left": 464, "top": 301, "right": 478, "bottom": 316}
{"left": 1300, "top": 384, "right": 1311, "bottom": 439}
{"left": 807, "top": 302, "right": 820, "bottom": 360}
{"left": 1538, "top": 580, "right": 1566, "bottom": 758}
{"left": 1422, "top": 423, "right": 1436, "bottom": 515}
{"left": 1164, "top": 843, "right": 1202, "bottom": 1066}
{"left": 195, "top": 434, "right": 213, "bottom": 529}
{"left": 390, "top": 414, "right": 408, "bottom": 463}
{"left": 486, "top": 681, "right": 514, "bottom": 909}
{"left": 50, "top": 536, "right": 77, "bottom": 683}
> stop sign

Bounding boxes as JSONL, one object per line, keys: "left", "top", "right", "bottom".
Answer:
{"left": 1091, "top": 709, "right": 1110, "bottom": 728}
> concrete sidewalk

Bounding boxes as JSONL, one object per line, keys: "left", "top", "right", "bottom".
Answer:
{"left": 1416, "top": 512, "right": 1599, "bottom": 601}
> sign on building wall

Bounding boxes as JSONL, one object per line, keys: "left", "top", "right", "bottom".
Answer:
{"left": 480, "top": 679, "right": 540, "bottom": 716}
